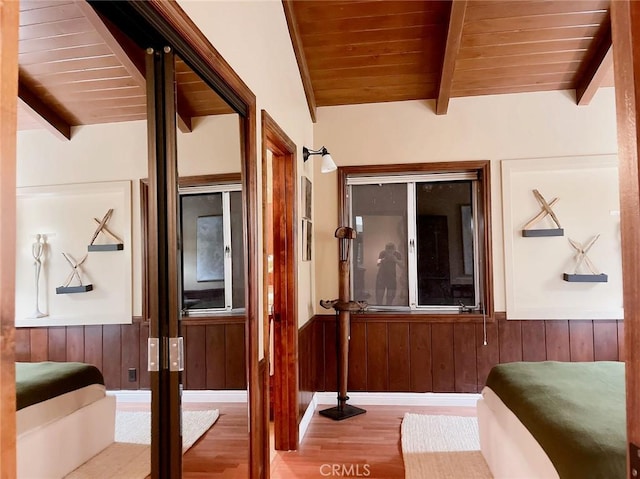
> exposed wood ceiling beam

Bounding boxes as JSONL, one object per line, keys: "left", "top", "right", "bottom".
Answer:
{"left": 437, "top": 0, "right": 468, "bottom": 115}
{"left": 75, "top": 0, "right": 193, "bottom": 132}
{"left": 18, "top": 78, "right": 71, "bottom": 141}
{"left": 282, "top": 0, "right": 317, "bottom": 123}
{"left": 575, "top": 14, "right": 612, "bottom": 106}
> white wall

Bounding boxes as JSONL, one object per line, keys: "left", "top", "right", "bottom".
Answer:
{"left": 17, "top": 114, "right": 241, "bottom": 321}
{"left": 312, "top": 88, "right": 618, "bottom": 314}
{"left": 178, "top": 0, "right": 316, "bottom": 339}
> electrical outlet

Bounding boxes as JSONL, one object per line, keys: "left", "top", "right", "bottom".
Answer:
{"left": 128, "top": 368, "right": 137, "bottom": 382}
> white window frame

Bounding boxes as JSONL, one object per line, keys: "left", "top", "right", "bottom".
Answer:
{"left": 347, "top": 173, "right": 480, "bottom": 312}
{"left": 179, "top": 183, "right": 242, "bottom": 315}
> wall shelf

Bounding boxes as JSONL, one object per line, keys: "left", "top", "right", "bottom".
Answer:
{"left": 563, "top": 273, "right": 608, "bottom": 283}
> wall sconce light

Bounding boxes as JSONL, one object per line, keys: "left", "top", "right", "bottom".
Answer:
{"left": 303, "top": 146, "right": 337, "bottom": 173}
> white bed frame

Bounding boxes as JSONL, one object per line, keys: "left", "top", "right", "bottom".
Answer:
{"left": 17, "top": 394, "right": 116, "bottom": 479}
{"left": 477, "top": 388, "right": 559, "bottom": 479}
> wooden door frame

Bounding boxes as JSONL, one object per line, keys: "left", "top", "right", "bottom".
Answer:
{"left": 0, "top": 1, "right": 18, "bottom": 477}
{"left": 611, "top": 2, "right": 640, "bottom": 475}
{"left": 261, "top": 110, "right": 299, "bottom": 451}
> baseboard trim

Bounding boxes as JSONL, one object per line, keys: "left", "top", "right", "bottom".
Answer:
{"left": 314, "top": 392, "right": 481, "bottom": 408}
{"left": 298, "top": 394, "right": 318, "bottom": 443}
{"left": 110, "top": 389, "right": 248, "bottom": 403}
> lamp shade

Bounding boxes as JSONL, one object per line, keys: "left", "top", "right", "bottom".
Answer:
{"left": 320, "top": 152, "right": 337, "bottom": 173}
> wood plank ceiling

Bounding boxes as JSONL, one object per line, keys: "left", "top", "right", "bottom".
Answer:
{"left": 283, "top": 0, "right": 613, "bottom": 119}
{"left": 17, "top": 0, "right": 232, "bottom": 139}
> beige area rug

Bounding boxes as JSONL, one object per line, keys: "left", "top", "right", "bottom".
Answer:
{"left": 65, "top": 409, "right": 219, "bottom": 479}
{"left": 401, "top": 414, "right": 493, "bottom": 479}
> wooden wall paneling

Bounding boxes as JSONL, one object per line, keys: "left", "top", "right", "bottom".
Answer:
{"left": 521, "top": 321, "right": 546, "bottom": 361}
{"left": 48, "top": 327, "right": 66, "bottom": 362}
{"left": 30, "top": 328, "right": 48, "bottom": 362}
{"left": 83, "top": 326, "right": 102, "bottom": 371}
{"left": 475, "top": 321, "right": 499, "bottom": 389}
{"left": 347, "top": 321, "right": 367, "bottom": 391}
{"left": 102, "top": 325, "right": 121, "bottom": 390}
{"left": 617, "top": 320, "right": 625, "bottom": 361}
{"left": 545, "top": 320, "right": 571, "bottom": 361}
{"left": 431, "top": 323, "right": 455, "bottom": 392}
{"left": 225, "top": 323, "right": 246, "bottom": 389}
{"left": 184, "top": 324, "right": 207, "bottom": 390}
{"left": 453, "top": 323, "right": 478, "bottom": 393}
{"left": 366, "top": 322, "right": 388, "bottom": 391}
{"left": 568, "top": 320, "right": 595, "bottom": 362}
{"left": 139, "top": 322, "right": 150, "bottom": 389}
{"left": 120, "top": 324, "right": 140, "bottom": 389}
{"left": 66, "top": 326, "right": 84, "bottom": 363}
{"left": 387, "top": 322, "right": 410, "bottom": 391}
{"left": 205, "top": 324, "right": 226, "bottom": 390}
{"left": 14, "top": 328, "right": 30, "bottom": 361}
{"left": 312, "top": 318, "right": 324, "bottom": 393}
{"left": 593, "top": 320, "right": 619, "bottom": 361}
{"left": 298, "top": 322, "right": 314, "bottom": 416}
{"left": 497, "top": 318, "right": 522, "bottom": 363}
{"left": 409, "top": 322, "right": 432, "bottom": 392}
{"left": 323, "top": 320, "right": 337, "bottom": 393}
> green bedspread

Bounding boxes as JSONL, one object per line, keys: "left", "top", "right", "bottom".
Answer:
{"left": 486, "top": 361, "right": 625, "bottom": 479}
{"left": 16, "top": 361, "right": 105, "bottom": 411}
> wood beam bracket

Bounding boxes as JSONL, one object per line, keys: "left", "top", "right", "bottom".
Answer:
{"left": 282, "top": 0, "right": 317, "bottom": 122}
{"left": 575, "top": 13, "right": 612, "bottom": 106}
{"left": 18, "top": 76, "right": 71, "bottom": 141}
{"left": 436, "top": 0, "right": 467, "bottom": 115}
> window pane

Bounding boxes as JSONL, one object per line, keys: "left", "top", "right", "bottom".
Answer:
{"left": 415, "top": 181, "right": 475, "bottom": 307}
{"left": 351, "top": 184, "right": 409, "bottom": 307}
{"left": 230, "top": 191, "right": 245, "bottom": 308}
{"left": 181, "top": 193, "right": 225, "bottom": 310}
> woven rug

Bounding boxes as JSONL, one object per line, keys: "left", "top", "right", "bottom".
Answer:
{"left": 65, "top": 409, "right": 219, "bottom": 479}
{"left": 401, "top": 414, "right": 492, "bottom": 479}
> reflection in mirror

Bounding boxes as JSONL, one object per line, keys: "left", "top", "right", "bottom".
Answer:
{"left": 174, "top": 53, "right": 248, "bottom": 478}
{"left": 179, "top": 184, "right": 245, "bottom": 314}
{"left": 14, "top": 1, "right": 150, "bottom": 476}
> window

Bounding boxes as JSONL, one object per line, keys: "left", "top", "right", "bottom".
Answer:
{"left": 341, "top": 162, "right": 492, "bottom": 315}
{"left": 179, "top": 183, "right": 245, "bottom": 314}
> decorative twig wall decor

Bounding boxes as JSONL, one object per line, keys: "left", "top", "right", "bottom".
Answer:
{"left": 563, "top": 235, "right": 608, "bottom": 282}
{"left": 521, "top": 189, "right": 564, "bottom": 237}
{"left": 56, "top": 252, "right": 93, "bottom": 293}
{"left": 88, "top": 208, "right": 124, "bottom": 251}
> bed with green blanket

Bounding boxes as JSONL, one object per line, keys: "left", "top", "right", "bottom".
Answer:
{"left": 16, "top": 362, "right": 116, "bottom": 479}
{"left": 477, "top": 361, "right": 625, "bottom": 479}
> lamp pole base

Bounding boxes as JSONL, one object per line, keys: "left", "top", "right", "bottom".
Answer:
{"left": 319, "top": 404, "right": 366, "bottom": 421}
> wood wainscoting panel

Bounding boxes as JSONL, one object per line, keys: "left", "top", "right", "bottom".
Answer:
{"left": 431, "top": 323, "right": 455, "bottom": 392}
{"left": 409, "top": 323, "right": 432, "bottom": 392}
{"left": 13, "top": 320, "right": 247, "bottom": 390}
{"left": 315, "top": 315, "right": 625, "bottom": 393}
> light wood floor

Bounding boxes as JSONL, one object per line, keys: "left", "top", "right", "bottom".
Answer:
{"left": 270, "top": 405, "right": 477, "bottom": 479}
{"left": 122, "top": 402, "right": 476, "bottom": 478}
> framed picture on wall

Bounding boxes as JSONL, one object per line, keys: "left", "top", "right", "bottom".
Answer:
{"left": 302, "top": 176, "right": 312, "bottom": 220}
{"left": 302, "top": 219, "right": 312, "bottom": 261}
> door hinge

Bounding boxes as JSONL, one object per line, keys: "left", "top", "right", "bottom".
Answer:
{"left": 148, "top": 338, "right": 159, "bottom": 372}
{"left": 148, "top": 337, "right": 184, "bottom": 372}
{"left": 169, "top": 337, "right": 184, "bottom": 372}
{"left": 631, "top": 443, "right": 640, "bottom": 478}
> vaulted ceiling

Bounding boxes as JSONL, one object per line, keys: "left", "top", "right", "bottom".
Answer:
{"left": 17, "top": 0, "right": 232, "bottom": 139}
{"left": 283, "top": 0, "right": 613, "bottom": 120}
{"left": 18, "top": 1, "right": 614, "bottom": 137}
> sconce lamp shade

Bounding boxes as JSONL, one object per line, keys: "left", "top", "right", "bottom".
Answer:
{"left": 303, "top": 146, "right": 337, "bottom": 173}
